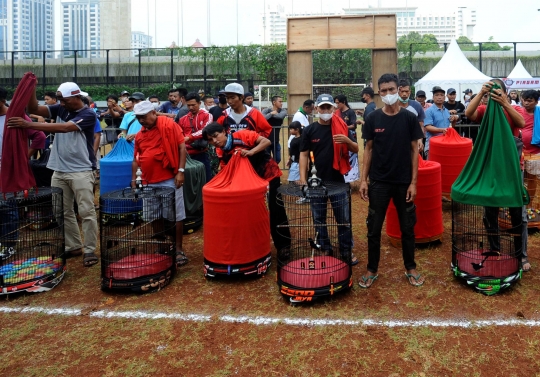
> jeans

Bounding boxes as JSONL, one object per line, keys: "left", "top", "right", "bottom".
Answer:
{"left": 366, "top": 181, "right": 417, "bottom": 273}
{"left": 267, "top": 142, "right": 281, "bottom": 164}
{"left": 52, "top": 171, "right": 98, "bottom": 254}
{"left": 191, "top": 152, "right": 213, "bottom": 184}
{"left": 0, "top": 197, "right": 18, "bottom": 247}
{"left": 310, "top": 190, "right": 352, "bottom": 260}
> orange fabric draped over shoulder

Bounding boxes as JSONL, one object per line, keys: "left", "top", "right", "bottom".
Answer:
{"left": 156, "top": 116, "right": 185, "bottom": 172}
{"left": 331, "top": 109, "right": 352, "bottom": 175}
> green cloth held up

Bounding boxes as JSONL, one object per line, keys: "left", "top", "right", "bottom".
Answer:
{"left": 451, "top": 84, "right": 528, "bottom": 207}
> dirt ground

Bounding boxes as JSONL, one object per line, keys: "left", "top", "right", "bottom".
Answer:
{"left": 1, "top": 179, "right": 540, "bottom": 377}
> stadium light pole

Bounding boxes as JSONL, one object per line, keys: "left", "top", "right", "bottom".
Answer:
{"left": 236, "top": 0, "right": 239, "bottom": 45}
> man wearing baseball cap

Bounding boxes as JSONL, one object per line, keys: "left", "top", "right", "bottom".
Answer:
{"left": 415, "top": 90, "right": 431, "bottom": 111}
{"left": 119, "top": 91, "right": 145, "bottom": 141}
{"left": 131, "top": 101, "right": 189, "bottom": 267}
{"left": 8, "top": 82, "right": 99, "bottom": 267}
{"left": 299, "top": 93, "right": 359, "bottom": 266}
{"left": 216, "top": 82, "right": 271, "bottom": 138}
{"left": 443, "top": 87, "right": 465, "bottom": 114}
{"left": 424, "top": 86, "right": 458, "bottom": 160}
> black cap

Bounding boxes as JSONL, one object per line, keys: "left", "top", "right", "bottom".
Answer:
{"left": 416, "top": 90, "right": 426, "bottom": 97}
{"left": 447, "top": 88, "right": 457, "bottom": 94}
{"left": 120, "top": 90, "right": 130, "bottom": 96}
{"left": 244, "top": 92, "right": 254, "bottom": 97}
{"left": 432, "top": 86, "right": 445, "bottom": 94}
{"left": 463, "top": 88, "right": 472, "bottom": 94}
{"left": 216, "top": 89, "right": 226, "bottom": 96}
{"left": 129, "top": 92, "right": 145, "bottom": 101}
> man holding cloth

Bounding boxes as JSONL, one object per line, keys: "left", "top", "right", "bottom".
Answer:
{"left": 131, "top": 101, "right": 188, "bottom": 267}
{"left": 299, "top": 94, "right": 359, "bottom": 265}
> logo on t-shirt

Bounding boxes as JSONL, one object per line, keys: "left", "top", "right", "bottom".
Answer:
{"left": 375, "top": 129, "right": 385, "bottom": 133}
{"left": 311, "top": 138, "right": 320, "bottom": 143}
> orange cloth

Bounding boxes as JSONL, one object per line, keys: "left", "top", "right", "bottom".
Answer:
{"left": 331, "top": 109, "right": 352, "bottom": 175}
{"left": 134, "top": 116, "right": 185, "bottom": 183}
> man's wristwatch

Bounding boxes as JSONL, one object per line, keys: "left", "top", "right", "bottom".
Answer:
{"left": 178, "top": 168, "right": 185, "bottom": 173}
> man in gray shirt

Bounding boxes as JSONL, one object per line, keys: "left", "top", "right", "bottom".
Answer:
{"left": 8, "top": 82, "right": 99, "bottom": 267}
{"left": 262, "top": 95, "right": 287, "bottom": 164}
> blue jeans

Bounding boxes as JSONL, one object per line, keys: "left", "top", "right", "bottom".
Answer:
{"left": 191, "top": 152, "right": 213, "bottom": 183}
{"left": 0, "top": 197, "right": 19, "bottom": 247}
{"left": 366, "top": 181, "right": 417, "bottom": 273}
{"left": 310, "top": 191, "right": 352, "bottom": 260}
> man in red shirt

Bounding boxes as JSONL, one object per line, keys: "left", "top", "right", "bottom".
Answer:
{"left": 178, "top": 92, "right": 213, "bottom": 183}
{"left": 131, "top": 101, "right": 188, "bottom": 267}
{"left": 465, "top": 79, "right": 529, "bottom": 272}
{"left": 216, "top": 83, "right": 272, "bottom": 139}
{"left": 202, "top": 122, "right": 291, "bottom": 256}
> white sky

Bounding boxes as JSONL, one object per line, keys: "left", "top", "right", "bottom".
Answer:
{"left": 54, "top": 0, "right": 540, "bottom": 50}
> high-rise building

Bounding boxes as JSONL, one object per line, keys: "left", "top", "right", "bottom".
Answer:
{"left": 6, "top": 0, "right": 55, "bottom": 59}
{"left": 100, "top": 0, "right": 131, "bottom": 58}
{"left": 261, "top": 5, "right": 335, "bottom": 45}
{"left": 343, "top": 6, "right": 476, "bottom": 44}
{"left": 0, "top": 0, "right": 7, "bottom": 59}
{"left": 61, "top": 0, "right": 100, "bottom": 58}
{"left": 131, "top": 31, "right": 153, "bottom": 54}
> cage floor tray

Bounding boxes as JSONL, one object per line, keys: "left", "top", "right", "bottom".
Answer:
{"left": 105, "top": 254, "right": 173, "bottom": 280}
{"left": 455, "top": 249, "right": 519, "bottom": 277}
{"left": 279, "top": 256, "right": 350, "bottom": 289}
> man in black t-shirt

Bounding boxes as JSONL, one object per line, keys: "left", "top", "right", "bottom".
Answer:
{"left": 443, "top": 88, "right": 465, "bottom": 114}
{"left": 299, "top": 94, "right": 359, "bottom": 264}
{"left": 360, "top": 73, "right": 425, "bottom": 288}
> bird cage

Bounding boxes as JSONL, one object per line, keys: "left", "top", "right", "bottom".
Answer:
{"left": 0, "top": 187, "right": 65, "bottom": 295}
{"left": 451, "top": 201, "right": 522, "bottom": 295}
{"left": 276, "top": 182, "right": 353, "bottom": 304}
{"left": 100, "top": 186, "right": 176, "bottom": 293}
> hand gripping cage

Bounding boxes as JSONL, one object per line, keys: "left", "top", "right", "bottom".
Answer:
{"left": 451, "top": 202, "right": 522, "bottom": 295}
{"left": 100, "top": 186, "right": 176, "bottom": 293}
{"left": 276, "top": 182, "right": 353, "bottom": 303}
{"left": 0, "top": 187, "right": 65, "bottom": 295}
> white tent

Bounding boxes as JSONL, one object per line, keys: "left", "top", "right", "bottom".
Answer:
{"left": 507, "top": 59, "right": 533, "bottom": 79}
{"left": 414, "top": 39, "right": 491, "bottom": 99}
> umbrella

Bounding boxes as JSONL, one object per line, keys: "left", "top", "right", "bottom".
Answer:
{"left": 1, "top": 72, "right": 37, "bottom": 193}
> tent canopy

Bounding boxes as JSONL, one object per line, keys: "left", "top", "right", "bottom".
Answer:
{"left": 414, "top": 39, "right": 492, "bottom": 99}
{"left": 507, "top": 59, "right": 533, "bottom": 79}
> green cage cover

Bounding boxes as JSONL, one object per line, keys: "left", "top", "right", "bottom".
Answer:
{"left": 451, "top": 85, "right": 528, "bottom": 207}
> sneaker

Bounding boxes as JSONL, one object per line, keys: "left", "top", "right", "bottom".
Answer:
{"left": 0, "top": 246, "right": 16, "bottom": 261}
{"left": 296, "top": 197, "right": 310, "bottom": 204}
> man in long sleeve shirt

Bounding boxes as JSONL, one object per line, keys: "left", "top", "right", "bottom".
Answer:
{"left": 261, "top": 96, "right": 287, "bottom": 164}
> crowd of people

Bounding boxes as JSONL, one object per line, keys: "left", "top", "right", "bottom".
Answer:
{"left": 0, "top": 72, "right": 535, "bottom": 286}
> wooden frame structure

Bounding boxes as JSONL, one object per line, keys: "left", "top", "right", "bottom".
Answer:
{"left": 287, "top": 15, "right": 397, "bottom": 114}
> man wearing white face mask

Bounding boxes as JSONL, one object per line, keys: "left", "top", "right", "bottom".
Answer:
{"left": 360, "top": 73, "right": 425, "bottom": 288}
{"left": 299, "top": 94, "right": 360, "bottom": 265}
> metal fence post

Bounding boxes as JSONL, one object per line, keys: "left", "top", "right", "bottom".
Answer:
{"left": 513, "top": 42, "right": 517, "bottom": 66}
{"left": 74, "top": 50, "right": 78, "bottom": 82}
{"left": 106, "top": 50, "right": 110, "bottom": 87}
{"left": 11, "top": 51, "right": 15, "bottom": 89}
{"left": 138, "top": 49, "right": 142, "bottom": 89}
{"left": 236, "top": 48, "right": 240, "bottom": 81}
{"left": 409, "top": 43, "right": 413, "bottom": 82}
{"left": 170, "top": 49, "right": 174, "bottom": 84}
{"left": 478, "top": 43, "right": 482, "bottom": 72}
{"left": 42, "top": 51, "right": 46, "bottom": 92}
{"left": 203, "top": 48, "right": 207, "bottom": 94}
{"left": 444, "top": 43, "right": 447, "bottom": 52}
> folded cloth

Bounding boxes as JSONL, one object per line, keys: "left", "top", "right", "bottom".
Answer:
{"left": 331, "top": 109, "right": 352, "bottom": 175}
{"left": 156, "top": 116, "right": 185, "bottom": 172}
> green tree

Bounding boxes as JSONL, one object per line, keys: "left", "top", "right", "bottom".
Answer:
{"left": 482, "top": 36, "right": 512, "bottom": 51}
{"left": 456, "top": 36, "right": 476, "bottom": 50}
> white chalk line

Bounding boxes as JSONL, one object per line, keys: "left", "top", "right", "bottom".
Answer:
{"left": 1, "top": 305, "right": 540, "bottom": 328}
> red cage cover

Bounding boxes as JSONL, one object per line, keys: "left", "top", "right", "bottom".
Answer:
{"left": 203, "top": 152, "right": 270, "bottom": 265}
{"left": 104, "top": 254, "right": 172, "bottom": 280}
{"left": 455, "top": 249, "right": 519, "bottom": 277}
{"left": 386, "top": 155, "right": 443, "bottom": 240}
{"left": 279, "top": 256, "right": 350, "bottom": 289}
{"left": 428, "top": 127, "right": 472, "bottom": 195}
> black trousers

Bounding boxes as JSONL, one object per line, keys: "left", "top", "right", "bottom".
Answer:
{"left": 268, "top": 177, "right": 291, "bottom": 251}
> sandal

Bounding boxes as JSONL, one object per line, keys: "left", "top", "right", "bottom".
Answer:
{"left": 358, "top": 274, "right": 378, "bottom": 288}
{"left": 522, "top": 257, "right": 531, "bottom": 272}
{"left": 83, "top": 252, "right": 99, "bottom": 267}
{"left": 405, "top": 272, "right": 424, "bottom": 286}
{"left": 176, "top": 250, "right": 189, "bottom": 267}
{"left": 351, "top": 253, "right": 359, "bottom": 266}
